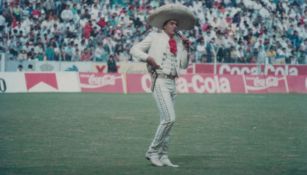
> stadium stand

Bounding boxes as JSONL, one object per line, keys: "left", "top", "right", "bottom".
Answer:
{"left": 0, "top": 0, "right": 306, "bottom": 65}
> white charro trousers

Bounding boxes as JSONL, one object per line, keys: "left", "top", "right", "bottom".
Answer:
{"left": 147, "top": 77, "right": 177, "bottom": 157}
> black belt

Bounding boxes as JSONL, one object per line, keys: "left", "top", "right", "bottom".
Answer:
{"left": 157, "top": 73, "right": 177, "bottom": 80}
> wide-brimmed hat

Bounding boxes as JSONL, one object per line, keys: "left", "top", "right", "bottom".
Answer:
{"left": 148, "top": 3, "right": 196, "bottom": 30}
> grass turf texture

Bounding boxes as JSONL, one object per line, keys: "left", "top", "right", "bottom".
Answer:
{"left": 0, "top": 93, "right": 307, "bottom": 175}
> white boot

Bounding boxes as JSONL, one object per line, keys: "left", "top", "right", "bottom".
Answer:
{"left": 146, "top": 154, "right": 163, "bottom": 167}
{"left": 160, "top": 155, "right": 179, "bottom": 167}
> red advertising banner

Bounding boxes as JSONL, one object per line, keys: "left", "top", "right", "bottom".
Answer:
{"left": 126, "top": 74, "right": 151, "bottom": 93}
{"left": 23, "top": 72, "right": 80, "bottom": 92}
{"left": 176, "top": 74, "right": 244, "bottom": 94}
{"left": 20, "top": 72, "right": 307, "bottom": 94}
{"left": 195, "top": 64, "right": 307, "bottom": 76}
{"left": 79, "top": 73, "right": 125, "bottom": 93}
{"left": 126, "top": 74, "right": 246, "bottom": 94}
{"left": 126, "top": 73, "right": 307, "bottom": 94}
{"left": 287, "top": 76, "right": 307, "bottom": 93}
{"left": 4, "top": 72, "right": 306, "bottom": 94}
{"left": 25, "top": 73, "right": 58, "bottom": 92}
{"left": 242, "top": 75, "right": 289, "bottom": 94}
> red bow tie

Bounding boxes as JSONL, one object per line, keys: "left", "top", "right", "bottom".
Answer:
{"left": 169, "top": 37, "right": 177, "bottom": 55}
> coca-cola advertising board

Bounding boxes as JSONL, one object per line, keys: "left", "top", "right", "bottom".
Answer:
{"left": 175, "top": 74, "right": 244, "bottom": 93}
{"left": 2, "top": 72, "right": 306, "bottom": 94}
{"left": 243, "top": 75, "right": 289, "bottom": 93}
{"left": 126, "top": 74, "right": 152, "bottom": 93}
{"left": 126, "top": 74, "right": 246, "bottom": 94}
{"left": 126, "top": 74, "right": 307, "bottom": 94}
{"left": 287, "top": 76, "right": 307, "bottom": 93}
{"left": 195, "top": 64, "right": 307, "bottom": 76}
{"left": 79, "top": 73, "right": 125, "bottom": 93}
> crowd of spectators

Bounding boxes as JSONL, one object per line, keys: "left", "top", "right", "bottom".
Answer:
{"left": 0, "top": 0, "right": 306, "bottom": 65}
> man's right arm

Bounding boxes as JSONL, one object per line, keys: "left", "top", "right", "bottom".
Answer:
{"left": 130, "top": 32, "right": 155, "bottom": 62}
{"left": 130, "top": 32, "right": 160, "bottom": 69}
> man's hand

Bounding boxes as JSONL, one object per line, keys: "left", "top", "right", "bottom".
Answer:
{"left": 175, "top": 30, "right": 192, "bottom": 50}
{"left": 181, "top": 36, "right": 191, "bottom": 50}
{"left": 147, "top": 56, "right": 160, "bottom": 69}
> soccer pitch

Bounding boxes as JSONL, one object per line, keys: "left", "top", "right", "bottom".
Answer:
{"left": 0, "top": 93, "right": 307, "bottom": 175}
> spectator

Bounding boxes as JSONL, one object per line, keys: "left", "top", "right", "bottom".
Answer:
{"left": 237, "top": 47, "right": 245, "bottom": 63}
{"left": 107, "top": 55, "right": 118, "bottom": 73}
{"left": 80, "top": 48, "right": 92, "bottom": 61}
{"left": 83, "top": 20, "right": 93, "bottom": 39}
{"left": 17, "top": 49, "right": 28, "bottom": 61}
{"left": 299, "top": 39, "right": 307, "bottom": 63}
{"left": 63, "top": 41, "right": 74, "bottom": 61}
{"left": 290, "top": 55, "right": 298, "bottom": 65}
{"left": 195, "top": 38, "right": 206, "bottom": 63}
{"left": 276, "top": 47, "right": 287, "bottom": 64}
{"left": 266, "top": 46, "right": 277, "bottom": 64}
{"left": 34, "top": 43, "right": 44, "bottom": 60}
{"left": 70, "top": 46, "right": 78, "bottom": 61}
{"left": 206, "top": 38, "right": 216, "bottom": 63}
{"left": 257, "top": 47, "right": 268, "bottom": 65}
{"left": 27, "top": 64, "right": 34, "bottom": 71}
{"left": 61, "top": 4, "right": 73, "bottom": 22}
{"left": 94, "top": 43, "right": 107, "bottom": 62}
{"left": 97, "top": 16, "right": 107, "bottom": 29}
{"left": 0, "top": 12, "right": 5, "bottom": 33}
{"left": 230, "top": 46, "right": 240, "bottom": 63}
{"left": 289, "top": 30, "right": 302, "bottom": 49}
{"left": 0, "top": 0, "right": 305, "bottom": 64}
{"left": 17, "top": 64, "right": 23, "bottom": 72}
{"left": 45, "top": 44, "right": 55, "bottom": 61}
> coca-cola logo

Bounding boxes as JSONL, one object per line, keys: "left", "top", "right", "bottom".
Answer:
{"left": 219, "top": 64, "right": 298, "bottom": 76}
{"left": 80, "top": 74, "right": 122, "bottom": 88}
{"left": 140, "top": 74, "right": 231, "bottom": 93}
{"left": 219, "top": 64, "right": 258, "bottom": 75}
{"left": 177, "top": 75, "right": 231, "bottom": 93}
{"left": 245, "top": 76, "right": 286, "bottom": 91}
{"left": 0, "top": 78, "right": 6, "bottom": 93}
{"left": 265, "top": 65, "right": 298, "bottom": 76}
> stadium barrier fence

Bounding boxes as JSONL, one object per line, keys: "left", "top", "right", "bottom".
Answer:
{"left": 0, "top": 72, "right": 306, "bottom": 94}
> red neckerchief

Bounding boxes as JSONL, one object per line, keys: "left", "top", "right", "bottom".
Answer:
{"left": 169, "top": 36, "right": 177, "bottom": 55}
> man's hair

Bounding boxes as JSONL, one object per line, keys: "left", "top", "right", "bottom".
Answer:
{"left": 162, "top": 19, "right": 177, "bottom": 28}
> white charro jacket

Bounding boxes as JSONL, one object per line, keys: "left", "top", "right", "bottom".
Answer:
{"left": 130, "top": 30, "right": 189, "bottom": 75}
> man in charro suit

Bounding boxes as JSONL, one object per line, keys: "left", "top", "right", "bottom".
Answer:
{"left": 130, "top": 3, "right": 195, "bottom": 167}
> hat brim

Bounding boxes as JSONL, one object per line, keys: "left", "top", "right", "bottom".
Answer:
{"left": 148, "top": 4, "right": 195, "bottom": 30}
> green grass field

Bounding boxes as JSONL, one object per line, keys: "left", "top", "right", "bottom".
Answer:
{"left": 0, "top": 93, "right": 307, "bottom": 175}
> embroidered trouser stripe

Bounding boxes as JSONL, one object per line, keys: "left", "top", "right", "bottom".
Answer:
{"left": 147, "top": 78, "right": 176, "bottom": 156}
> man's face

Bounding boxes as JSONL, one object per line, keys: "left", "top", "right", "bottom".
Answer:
{"left": 163, "top": 20, "right": 178, "bottom": 36}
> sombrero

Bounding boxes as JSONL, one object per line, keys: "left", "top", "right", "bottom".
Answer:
{"left": 148, "top": 3, "right": 196, "bottom": 30}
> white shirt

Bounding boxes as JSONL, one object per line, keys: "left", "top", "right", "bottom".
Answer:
{"left": 0, "top": 15, "right": 5, "bottom": 26}
{"left": 197, "top": 43, "right": 206, "bottom": 54}
{"left": 61, "top": 9, "right": 73, "bottom": 21}
{"left": 90, "top": 6, "right": 100, "bottom": 20}
{"left": 94, "top": 46, "right": 105, "bottom": 58}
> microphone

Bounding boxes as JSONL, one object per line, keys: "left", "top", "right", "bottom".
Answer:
{"left": 175, "top": 30, "right": 194, "bottom": 50}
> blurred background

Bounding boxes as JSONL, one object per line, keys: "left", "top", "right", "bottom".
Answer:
{"left": 0, "top": 0, "right": 306, "bottom": 73}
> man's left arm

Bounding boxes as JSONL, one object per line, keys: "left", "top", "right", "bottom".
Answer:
{"left": 178, "top": 39, "right": 190, "bottom": 69}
